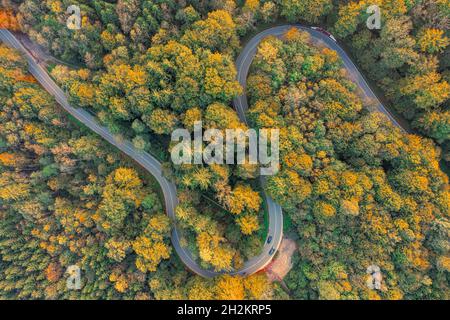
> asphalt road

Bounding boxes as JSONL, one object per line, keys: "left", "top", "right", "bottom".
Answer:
{"left": 231, "top": 25, "right": 408, "bottom": 275}
{"left": 1, "top": 24, "right": 407, "bottom": 279}
{"left": 0, "top": 29, "right": 215, "bottom": 278}
{"left": 234, "top": 25, "right": 407, "bottom": 131}
{"left": 0, "top": 29, "right": 280, "bottom": 278}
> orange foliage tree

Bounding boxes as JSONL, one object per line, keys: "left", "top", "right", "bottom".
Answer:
{"left": 0, "top": 9, "right": 20, "bottom": 31}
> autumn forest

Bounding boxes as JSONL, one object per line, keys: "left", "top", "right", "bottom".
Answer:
{"left": 0, "top": 0, "right": 448, "bottom": 300}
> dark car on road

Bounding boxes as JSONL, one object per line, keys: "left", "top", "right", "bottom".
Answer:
{"left": 267, "top": 236, "right": 273, "bottom": 244}
{"left": 311, "top": 26, "right": 337, "bottom": 42}
{"left": 268, "top": 247, "right": 275, "bottom": 255}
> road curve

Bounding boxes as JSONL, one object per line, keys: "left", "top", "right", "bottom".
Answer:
{"left": 234, "top": 25, "right": 406, "bottom": 132}
{"left": 0, "top": 29, "right": 278, "bottom": 278}
{"left": 231, "top": 25, "right": 409, "bottom": 273}
{"left": 0, "top": 29, "right": 218, "bottom": 277}
{"left": 1, "top": 24, "right": 407, "bottom": 279}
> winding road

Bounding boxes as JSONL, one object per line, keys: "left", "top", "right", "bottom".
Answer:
{"left": 234, "top": 25, "right": 406, "bottom": 131}
{"left": 1, "top": 24, "right": 406, "bottom": 278}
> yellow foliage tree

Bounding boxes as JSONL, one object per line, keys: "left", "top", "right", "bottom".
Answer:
{"left": 243, "top": 273, "right": 270, "bottom": 299}
{"left": 215, "top": 275, "right": 245, "bottom": 300}
{"left": 183, "top": 107, "right": 202, "bottom": 130}
{"left": 313, "top": 201, "right": 336, "bottom": 219}
{"left": 133, "top": 214, "right": 172, "bottom": 273}
{"left": 197, "top": 232, "right": 234, "bottom": 271}
{"left": 236, "top": 214, "right": 260, "bottom": 235}
{"left": 187, "top": 278, "right": 215, "bottom": 300}
{"left": 226, "top": 184, "right": 262, "bottom": 215}
{"left": 417, "top": 28, "right": 449, "bottom": 54}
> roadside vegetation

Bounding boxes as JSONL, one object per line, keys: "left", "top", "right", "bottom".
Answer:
{"left": 247, "top": 27, "right": 449, "bottom": 299}
{"left": 0, "top": 0, "right": 448, "bottom": 300}
{"left": 0, "top": 43, "right": 273, "bottom": 300}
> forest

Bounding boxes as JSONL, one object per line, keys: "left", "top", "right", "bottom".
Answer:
{"left": 248, "top": 27, "right": 448, "bottom": 299}
{"left": 0, "top": 42, "right": 274, "bottom": 299}
{"left": 0, "top": 0, "right": 449, "bottom": 300}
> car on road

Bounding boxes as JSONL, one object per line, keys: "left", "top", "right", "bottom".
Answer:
{"left": 311, "top": 26, "right": 337, "bottom": 42}
{"left": 267, "top": 236, "right": 273, "bottom": 244}
{"left": 268, "top": 247, "right": 275, "bottom": 255}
